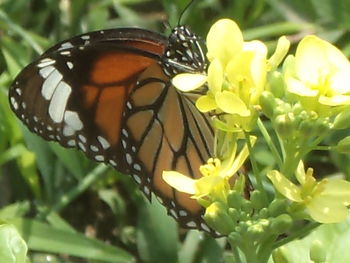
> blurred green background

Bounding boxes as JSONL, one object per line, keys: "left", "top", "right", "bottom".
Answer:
{"left": 2, "top": 0, "right": 350, "bottom": 262}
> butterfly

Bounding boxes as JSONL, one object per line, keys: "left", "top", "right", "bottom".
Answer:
{"left": 8, "top": 25, "right": 215, "bottom": 234}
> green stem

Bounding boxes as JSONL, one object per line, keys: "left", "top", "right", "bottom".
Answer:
{"left": 228, "top": 239, "right": 244, "bottom": 263}
{"left": 273, "top": 222, "right": 320, "bottom": 249}
{"left": 257, "top": 235, "right": 278, "bottom": 263}
{"left": 51, "top": 164, "right": 109, "bottom": 212}
{"left": 241, "top": 238, "right": 259, "bottom": 263}
{"left": 244, "top": 132, "right": 268, "bottom": 204}
{"left": 257, "top": 118, "right": 283, "bottom": 169}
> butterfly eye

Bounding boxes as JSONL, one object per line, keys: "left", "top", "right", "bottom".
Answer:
{"left": 9, "top": 26, "right": 215, "bottom": 235}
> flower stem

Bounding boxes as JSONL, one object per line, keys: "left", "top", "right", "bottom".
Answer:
{"left": 244, "top": 132, "right": 268, "bottom": 204}
{"left": 257, "top": 118, "right": 283, "bottom": 169}
{"left": 273, "top": 222, "right": 320, "bottom": 249}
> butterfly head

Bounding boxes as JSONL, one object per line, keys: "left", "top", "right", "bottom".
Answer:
{"left": 162, "top": 25, "right": 207, "bottom": 77}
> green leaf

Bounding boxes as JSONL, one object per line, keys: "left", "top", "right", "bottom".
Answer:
{"left": 10, "top": 218, "right": 134, "bottom": 263}
{"left": 137, "top": 198, "right": 178, "bottom": 263}
{"left": 0, "top": 224, "right": 28, "bottom": 263}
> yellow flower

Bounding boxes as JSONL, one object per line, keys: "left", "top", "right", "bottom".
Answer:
{"left": 173, "top": 19, "right": 289, "bottom": 131}
{"left": 162, "top": 136, "right": 256, "bottom": 202}
{"left": 285, "top": 35, "right": 350, "bottom": 116}
{"left": 267, "top": 161, "right": 350, "bottom": 223}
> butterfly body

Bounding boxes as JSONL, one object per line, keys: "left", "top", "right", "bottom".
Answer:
{"left": 9, "top": 26, "right": 214, "bottom": 233}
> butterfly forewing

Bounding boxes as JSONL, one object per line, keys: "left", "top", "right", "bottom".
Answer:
{"left": 9, "top": 27, "right": 216, "bottom": 234}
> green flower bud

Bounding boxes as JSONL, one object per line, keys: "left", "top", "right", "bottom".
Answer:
{"left": 228, "top": 208, "right": 240, "bottom": 221}
{"left": 270, "top": 214, "right": 293, "bottom": 234}
{"left": 333, "top": 109, "right": 350, "bottom": 129}
{"left": 258, "top": 207, "right": 269, "bottom": 218}
{"left": 242, "top": 199, "right": 253, "bottom": 214}
{"left": 260, "top": 91, "right": 277, "bottom": 118}
{"left": 335, "top": 136, "right": 350, "bottom": 154}
{"left": 275, "top": 114, "right": 294, "bottom": 138}
{"left": 247, "top": 221, "right": 268, "bottom": 240}
{"left": 310, "top": 240, "right": 327, "bottom": 263}
{"left": 0, "top": 224, "right": 27, "bottom": 263}
{"left": 268, "top": 198, "right": 288, "bottom": 217}
{"left": 272, "top": 246, "right": 292, "bottom": 263}
{"left": 267, "top": 71, "right": 285, "bottom": 98}
{"left": 299, "top": 119, "right": 315, "bottom": 138}
{"left": 203, "top": 202, "right": 236, "bottom": 235}
{"left": 314, "top": 118, "right": 331, "bottom": 134}
{"left": 250, "top": 190, "right": 266, "bottom": 210}
{"left": 227, "top": 190, "right": 244, "bottom": 209}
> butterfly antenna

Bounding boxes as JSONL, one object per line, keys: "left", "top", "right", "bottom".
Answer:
{"left": 178, "top": 0, "right": 197, "bottom": 26}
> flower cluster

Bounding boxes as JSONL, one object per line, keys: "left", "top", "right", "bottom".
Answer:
{"left": 163, "top": 18, "right": 350, "bottom": 239}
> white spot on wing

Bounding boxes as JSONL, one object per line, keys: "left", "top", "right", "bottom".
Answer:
{"left": 78, "top": 134, "right": 87, "bottom": 143}
{"left": 64, "top": 111, "right": 83, "bottom": 131}
{"left": 133, "top": 164, "right": 141, "bottom": 171}
{"left": 81, "top": 35, "right": 90, "bottom": 40}
{"left": 97, "top": 136, "right": 110, "bottom": 149}
{"left": 186, "top": 221, "right": 196, "bottom": 228}
{"left": 39, "top": 65, "right": 55, "bottom": 78}
{"left": 10, "top": 97, "right": 18, "bottom": 110}
{"left": 66, "top": 61, "right": 73, "bottom": 69}
{"left": 63, "top": 126, "right": 75, "bottom": 136}
{"left": 132, "top": 174, "right": 141, "bottom": 184}
{"left": 179, "top": 210, "right": 187, "bottom": 217}
{"left": 126, "top": 153, "right": 132, "bottom": 164}
{"left": 59, "top": 42, "right": 74, "bottom": 50}
{"left": 48, "top": 81, "right": 72, "bottom": 123}
{"left": 78, "top": 142, "right": 86, "bottom": 152}
{"left": 67, "top": 140, "right": 76, "bottom": 146}
{"left": 143, "top": 186, "right": 150, "bottom": 196}
{"left": 95, "top": 155, "right": 104, "bottom": 161}
{"left": 42, "top": 69, "right": 63, "bottom": 100}
{"left": 109, "top": 160, "right": 117, "bottom": 166}
{"left": 37, "top": 58, "right": 55, "bottom": 68}
{"left": 15, "top": 88, "right": 22, "bottom": 96}
{"left": 201, "top": 223, "right": 211, "bottom": 232}
{"left": 90, "top": 145, "right": 99, "bottom": 152}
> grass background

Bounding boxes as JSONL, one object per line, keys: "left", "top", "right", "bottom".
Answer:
{"left": 2, "top": 0, "right": 350, "bottom": 262}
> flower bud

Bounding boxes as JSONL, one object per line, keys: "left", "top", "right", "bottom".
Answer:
{"left": 275, "top": 114, "right": 294, "bottom": 138}
{"left": 228, "top": 208, "right": 240, "bottom": 221}
{"left": 227, "top": 190, "right": 244, "bottom": 209}
{"left": 270, "top": 214, "right": 293, "bottom": 234}
{"left": 268, "top": 198, "right": 288, "bottom": 217}
{"left": 335, "top": 136, "right": 350, "bottom": 154}
{"left": 260, "top": 91, "right": 277, "bottom": 118}
{"left": 333, "top": 110, "right": 350, "bottom": 129}
{"left": 203, "top": 202, "right": 236, "bottom": 235}
{"left": 267, "top": 71, "right": 285, "bottom": 98}
{"left": 250, "top": 190, "right": 266, "bottom": 210}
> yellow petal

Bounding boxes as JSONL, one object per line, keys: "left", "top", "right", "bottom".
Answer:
{"left": 267, "top": 170, "right": 303, "bottom": 202}
{"left": 295, "top": 35, "right": 350, "bottom": 85}
{"left": 172, "top": 73, "right": 207, "bottom": 92}
{"left": 207, "top": 58, "right": 224, "bottom": 94}
{"left": 286, "top": 77, "right": 318, "bottom": 97}
{"left": 162, "top": 171, "right": 196, "bottom": 194}
{"left": 196, "top": 95, "right": 217, "bottom": 112}
{"left": 268, "top": 36, "right": 290, "bottom": 70}
{"left": 215, "top": 91, "right": 250, "bottom": 116}
{"left": 195, "top": 176, "right": 223, "bottom": 197}
{"left": 318, "top": 95, "right": 350, "bottom": 106}
{"left": 320, "top": 179, "right": 350, "bottom": 205}
{"left": 222, "top": 136, "right": 256, "bottom": 177}
{"left": 206, "top": 19, "right": 243, "bottom": 66}
{"left": 307, "top": 196, "right": 348, "bottom": 223}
